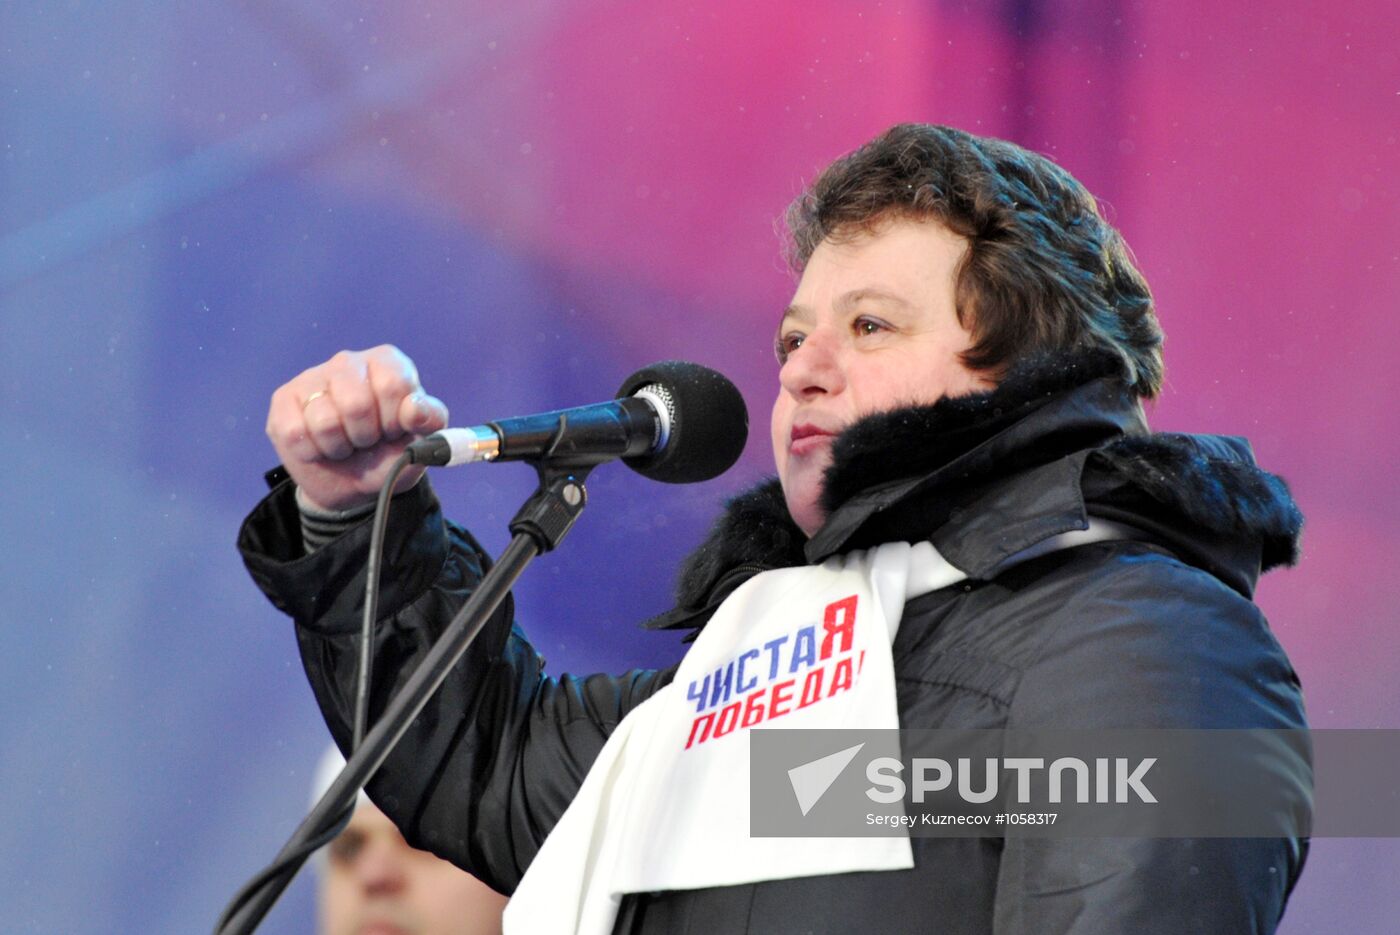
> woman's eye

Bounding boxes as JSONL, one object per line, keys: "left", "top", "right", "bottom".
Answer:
{"left": 854, "top": 317, "right": 886, "bottom": 337}
{"left": 774, "top": 333, "right": 804, "bottom": 364}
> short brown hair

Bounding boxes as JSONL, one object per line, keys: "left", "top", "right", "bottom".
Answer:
{"left": 784, "top": 124, "right": 1164, "bottom": 397}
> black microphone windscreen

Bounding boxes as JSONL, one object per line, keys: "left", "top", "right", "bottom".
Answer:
{"left": 616, "top": 361, "right": 748, "bottom": 483}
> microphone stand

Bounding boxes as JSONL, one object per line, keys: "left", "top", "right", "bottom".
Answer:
{"left": 216, "top": 464, "right": 593, "bottom": 935}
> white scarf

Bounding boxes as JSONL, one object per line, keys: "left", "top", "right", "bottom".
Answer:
{"left": 504, "top": 540, "right": 958, "bottom": 933}
{"left": 504, "top": 524, "right": 1130, "bottom": 934}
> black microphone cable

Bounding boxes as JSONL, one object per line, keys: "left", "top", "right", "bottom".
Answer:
{"left": 214, "top": 450, "right": 413, "bottom": 935}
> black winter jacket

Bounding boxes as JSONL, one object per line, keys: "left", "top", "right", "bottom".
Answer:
{"left": 240, "top": 350, "right": 1309, "bottom": 934}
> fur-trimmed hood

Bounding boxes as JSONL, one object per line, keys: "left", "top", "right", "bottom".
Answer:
{"left": 645, "top": 348, "right": 1303, "bottom": 634}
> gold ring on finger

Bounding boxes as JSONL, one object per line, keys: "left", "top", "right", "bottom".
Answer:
{"left": 302, "top": 389, "right": 329, "bottom": 409}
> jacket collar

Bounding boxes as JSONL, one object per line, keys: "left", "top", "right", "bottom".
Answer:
{"left": 646, "top": 348, "right": 1302, "bottom": 633}
{"left": 808, "top": 348, "right": 1145, "bottom": 566}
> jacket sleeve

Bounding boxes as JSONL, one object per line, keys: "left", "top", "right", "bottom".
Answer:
{"left": 237, "top": 477, "right": 677, "bottom": 894}
{"left": 994, "top": 548, "right": 1310, "bottom": 935}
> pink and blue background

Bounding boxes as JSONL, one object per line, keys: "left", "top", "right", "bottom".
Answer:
{"left": 1, "top": 1, "right": 1395, "bottom": 931}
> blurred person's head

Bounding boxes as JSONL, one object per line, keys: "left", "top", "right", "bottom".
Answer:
{"left": 313, "top": 746, "right": 507, "bottom": 935}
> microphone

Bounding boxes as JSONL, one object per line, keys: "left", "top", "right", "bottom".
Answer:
{"left": 405, "top": 361, "right": 748, "bottom": 483}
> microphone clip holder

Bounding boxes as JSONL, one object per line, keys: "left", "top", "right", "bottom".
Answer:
{"left": 510, "top": 462, "right": 591, "bottom": 553}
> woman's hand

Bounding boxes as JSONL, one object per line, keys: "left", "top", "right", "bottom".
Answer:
{"left": 265, "top": 345, "right": 449, "bottom": 512}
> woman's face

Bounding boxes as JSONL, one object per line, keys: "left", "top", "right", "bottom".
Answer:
{"left": 770, "top": 217, "right": 995, "bottom": 536}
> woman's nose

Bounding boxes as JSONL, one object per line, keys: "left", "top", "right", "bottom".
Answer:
{"left": 779, "top": 326, "right": 845, "bottom": 399}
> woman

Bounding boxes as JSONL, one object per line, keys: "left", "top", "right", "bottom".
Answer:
{"left": 242, "top": 125, "right": 1308, "bottom": 933}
